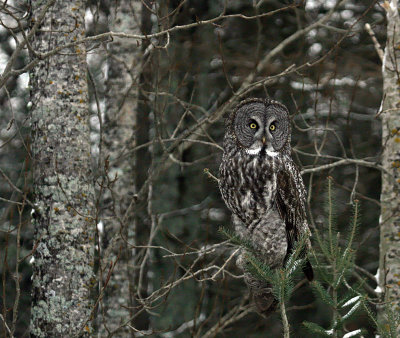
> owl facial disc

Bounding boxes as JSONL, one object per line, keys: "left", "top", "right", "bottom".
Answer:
{"left": 232, "top": 99, "right": 290, "bottom": 155}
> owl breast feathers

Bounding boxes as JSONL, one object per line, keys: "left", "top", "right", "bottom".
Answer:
{"left": 218, "top": 98, "right": 313, "bottom": 315}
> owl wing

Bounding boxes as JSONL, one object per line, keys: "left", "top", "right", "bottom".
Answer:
{"left": 275, "top": 159, "right": 313, "bottom": 281}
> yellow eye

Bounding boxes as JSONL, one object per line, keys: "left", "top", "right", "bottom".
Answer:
{"left": 249, "top": 122, "right": 257, "bottom": 129}
{"left": 269, "top": 123, "right": 276, "bottom": 131}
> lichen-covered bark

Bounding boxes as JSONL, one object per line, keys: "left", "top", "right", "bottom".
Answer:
{"left": 100, "top": 0, "right": 142, "bottom": 334}
{"left": 29, "top": 1, "right": 95, "bottom": 336}
{"left": 379, "top": 0, "right": 400, "bottom": 330}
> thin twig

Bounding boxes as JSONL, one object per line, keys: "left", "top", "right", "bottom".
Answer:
{"left": 365, "top": 23, "right": 384, "bottom": 61}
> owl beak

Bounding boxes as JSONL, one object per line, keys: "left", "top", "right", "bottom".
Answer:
{"left": 262, "top": 136, "right": 266, "bottom": 145}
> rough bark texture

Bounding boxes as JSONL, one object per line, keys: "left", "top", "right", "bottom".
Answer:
{"left": 100, "top": 0, "right": 142, "bottom": 335}
{"left": 379, "top": 0, "right": 400, "bottom": 329}
{"left": 29, "top": 1, "right": 95, "bottom": 336}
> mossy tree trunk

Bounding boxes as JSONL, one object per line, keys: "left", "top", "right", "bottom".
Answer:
{"left": 379, "top": 0, "right": 400, "bottom": 331}
{"left": 29, "top": 0, "right": 95, "bottom": 336}
{"left": 100, "top": 0, "right": 143, "bottom": 335}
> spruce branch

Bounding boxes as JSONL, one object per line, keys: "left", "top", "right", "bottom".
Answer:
{"left": 305, "top": 179, "right": 372, "bottom": 337}
{"left": 280, "top": 291, "right": 290, "bottom": 338}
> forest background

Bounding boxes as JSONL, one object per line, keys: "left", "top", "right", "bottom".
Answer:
{"left": 0, "top": 0, "right": 397, "bottom": 337}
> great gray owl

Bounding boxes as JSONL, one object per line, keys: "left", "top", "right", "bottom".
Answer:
{"left": 218, "top": 98, "right": 313, "bottom": 315}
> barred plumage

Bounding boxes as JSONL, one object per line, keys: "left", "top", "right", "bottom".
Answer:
{"left": 219, "top": 98, "right": 313, "bottom": 315}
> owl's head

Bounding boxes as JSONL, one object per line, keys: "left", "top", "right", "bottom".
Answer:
{"left": 229, "top": 98, "right": 291, "bottom": 156}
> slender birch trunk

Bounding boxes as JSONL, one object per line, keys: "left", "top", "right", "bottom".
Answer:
{"left": 100, "top": 1, "right": 142, "bottom": 334}
{"left": 379, "top": 0, "right": 400, "bottom": 331}
{"left": 29, "top": 1, "right": 95, "bottom": 337}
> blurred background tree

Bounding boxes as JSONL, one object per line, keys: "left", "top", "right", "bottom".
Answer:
{"left": 0, "top": 0, "right": 393, "bottom": 337}
{"left": 378, "top": 0, "right": 400, "bottom": 334}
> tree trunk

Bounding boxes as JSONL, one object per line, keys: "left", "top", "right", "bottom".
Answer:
{"left": 132, "top": 0, "right": 153, "bottom": 331}
{"left": 29, "top": 1, "right": 95, "bottom": 337}
{"left": 100, "top": 0, "right": 142, "bottom": 335}
{"left": 379, "top": 0, "right": 400, "bottom": 330}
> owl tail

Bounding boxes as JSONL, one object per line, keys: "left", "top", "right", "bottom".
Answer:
{"left": 302, "top": 259, "right": 314, "bottom": 281}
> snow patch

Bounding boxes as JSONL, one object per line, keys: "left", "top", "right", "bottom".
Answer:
{"left": 374, "top": 269, "right": 382, "bottom": 293}
{"left": 374, "top": 269, "right": 380, "bottom": 283}
{"left": 97, "top": 221, "right": 104, "bottom": 233}
{"left": 310, "top": 43, "right": 322, "bottom": 55}
{"left": 343, "top": 329, "right": 362, "bottom": 338}
{"left": 290, "top": 81, "right": 316, "bottom": 91}
{"left": 305, "top": 0, "right": 320, "bottom": 10}
{"left": 325, "top": 329, "right": 334, "bottom": 335}
{"left": 343, "top": 301, "right": 361, "bottom": 320}
{"left": 85, "top": 8, "right": 93, "bottom": 27}
{"left": 342, "top": 296, "right": 361, "bottom": 307}
{"left": 341, "top": 10, "right": 354, "bottom": 20}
